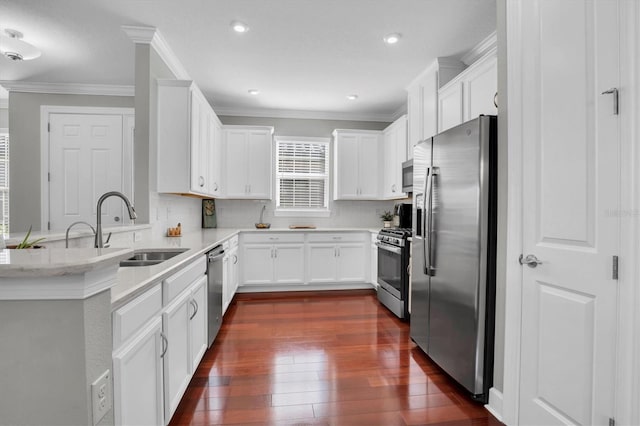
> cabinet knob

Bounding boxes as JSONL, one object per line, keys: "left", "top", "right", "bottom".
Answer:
{"left": 392, "top": 184, "right": 396, "bottom": 193}
{"left": 199, "top": 176, "right": 205, "bottom": 187}
{"left": 214, "top": 182, "right": 219, "bottom": 191}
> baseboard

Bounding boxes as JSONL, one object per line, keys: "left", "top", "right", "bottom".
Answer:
{"left": 485, "top": 387, "right": 504, "bottom": 423}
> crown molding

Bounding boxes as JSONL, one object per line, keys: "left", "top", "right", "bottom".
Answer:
{"left": 461, "top": 31, "right": 497, "bottom": 65}
{"left": 214, "top": 106, "right": 395, "bottom": 123}
{"left": 0, "top": 81, "right": 134, "bottom": 96}
{"left": 121, "top": 25, "right": 190, "bottom": 80}
{"left": 391, "top": 103, "right": 408, "bottom": 121}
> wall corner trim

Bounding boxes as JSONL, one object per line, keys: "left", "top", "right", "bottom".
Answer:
{"left": 121, "top": 25, "right": 190, "bottom": 80}
{"left": 485, "top": 387, "right": 504, "bottom": 423}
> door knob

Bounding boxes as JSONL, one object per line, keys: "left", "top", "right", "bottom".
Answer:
{"left": 519, "top": 254, "right": 543, "bottom": 268}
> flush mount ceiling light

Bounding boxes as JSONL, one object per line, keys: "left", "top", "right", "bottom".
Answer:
{"left": 383, "top": 33, "right": 402, "bottom": 45}
{"left": 248, "top": 89, "right": 260, "bottom": 95}
{"left": 346, "top": 94, "right": 358, "bottom": 101}
{"left": 231, "top": 21, "right": 250, "bottom": 33}
{"left": 0, "top": 29, "right": 41, "bottom": 61}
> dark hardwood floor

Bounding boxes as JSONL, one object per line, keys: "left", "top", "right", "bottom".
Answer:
{"left": 169, "top": 290, "right": 502, "bottom": 426}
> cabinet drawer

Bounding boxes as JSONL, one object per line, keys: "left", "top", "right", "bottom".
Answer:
{"left": 113, "top": 284, "right": 162, "bottom": 348}
{"left": 163, "top": 256, "right": 207, "bottom": 304}
{"left": 307, "top": 232, "right": 367, "bottom": 243}
{"left": 242, "top": 232, "right": 304, "bottom": 244}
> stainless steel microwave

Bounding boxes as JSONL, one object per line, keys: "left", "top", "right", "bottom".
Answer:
{"left": 402, "top": 159, "right": 413, "bottom": 193}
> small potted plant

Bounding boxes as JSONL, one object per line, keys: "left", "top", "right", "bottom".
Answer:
{"left": 380, "top": 210, "right": 394, "bottom": 228}
{"left": 6, "top": 226, "right": 46, "bottom": 249}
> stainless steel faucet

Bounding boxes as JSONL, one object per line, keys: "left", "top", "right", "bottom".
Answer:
{"left": 65, "top": 221, "right": 96, "bottom": 248}
{"left": 95, "top": 191, "right": 137, "bottom": 248}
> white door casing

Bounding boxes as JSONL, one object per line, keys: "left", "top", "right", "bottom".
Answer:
{"left": 503, "top": 1, "right": 623, "bottom": 425}
{"left": 41, "top": 106, "right": 134, "bottom": 232}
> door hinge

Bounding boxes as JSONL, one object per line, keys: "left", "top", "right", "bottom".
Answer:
{"left": 601, "top": 88, "right": 619, "bottom": 115}
{"left": 609, "top": 417, "right": 615, "bottom": 426}
{"left": 612, "top": 255, "right": 619, "bottom": 280}
{"left": 47, "top": 122, "right": 50, "bottom": 132}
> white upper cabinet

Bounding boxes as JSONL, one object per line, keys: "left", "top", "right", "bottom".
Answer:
{"left": 382, "top": 115, "right": 407, "bottom": 199}
{"left": 223, "top": 126, "right": 273, "bottom": 199}
{"left": 438, "top": 39, "right": 498, "bottom": 132}
{"left": 157, "top": 79, "right": 222, "bottom": 197}
{"left": 405, "top": 58, "right": 465, "bottom": 159}
{"left": 333, "top": 129, "right": 381, "bottom": 200}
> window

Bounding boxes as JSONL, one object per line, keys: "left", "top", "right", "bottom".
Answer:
{"left": 275, "top": 136, "right": 330, "bottom": 216}
{"left": 0, "top": 131, "right": 8, "bottom": 233}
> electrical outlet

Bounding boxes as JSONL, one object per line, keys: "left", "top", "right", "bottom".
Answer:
{"left": 133, "top": 231, "right": 142, "bottom": 242}
{"left": 91, "top": 369, "right": 112, "bottom": 425}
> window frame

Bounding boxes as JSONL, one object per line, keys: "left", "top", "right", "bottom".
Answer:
{"left": 274, "top": 136, "right": 331, "bottom": 217}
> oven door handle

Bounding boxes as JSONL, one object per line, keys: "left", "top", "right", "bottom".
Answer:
{"left": 375, "top": 242, "right": 402, "bottom": 255}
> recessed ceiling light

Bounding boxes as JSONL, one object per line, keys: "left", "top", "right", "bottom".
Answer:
{"left": 346, "top": 94, "right": 358, "bottom": 101}
{"left": 248, "top": 89, "right": 260, "bottom": 95}
{"left": 383, "top": 33, "right": 402, "bottom": 45}
{"left": 231, "top": 21, "right": 249, "bottom": 33}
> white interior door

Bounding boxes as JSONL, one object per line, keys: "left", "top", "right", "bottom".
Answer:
{"left": 518, "top": 1, "right": 619, "bottom": 425}
{"left": 48, "top": 113, "right": 124, "bottom": 231}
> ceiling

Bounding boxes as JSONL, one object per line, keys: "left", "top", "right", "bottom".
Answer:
{"left": 0, "top": 0, "right": 496, "bottom": 121}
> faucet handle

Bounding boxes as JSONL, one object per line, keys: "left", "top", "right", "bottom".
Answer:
{"left": 105, "top": 232, "right": 112, "bottom": 245}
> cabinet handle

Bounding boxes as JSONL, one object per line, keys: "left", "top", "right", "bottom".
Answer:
{"left": 199, "top": 176, "right": 205, "bottom": 187}
{"left": 214, "top": 182, "right": 219, "bottom": 191}
{"left": 269, "top": 237, "right": 279, "bottom": 241}
{"left": 160, "top": 332, "right": 168, "bottom": 358}
{"left": 337, "top": 247, "right": 340, "bottom": 257}
{"left": 233, "top": 255, "right": 238, "bottom": 264}
{"left": 332, "top": 236, "right": 342, "bottom": 240}
{"left": 189, "top": 299, "right": 198, "bottom": 320}
{"left": 334, "top": 247, "right": 337, "bottom": 257}
{"left": 271, "top": 248, "right": 274, "bottom": 258}
{"left": 407, "top": 264, "right": 411, "bottom": 276}
{"left": 392, "top": 184, "right": 396, "bottom": 193}
{"left": 274, "top": 248, "right": 278, "bottom": 258}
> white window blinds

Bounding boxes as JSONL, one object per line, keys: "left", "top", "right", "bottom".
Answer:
{"left": 276, "top": 139, "right": 329, "bottom": 211}
{"left": 0, "top": 133, "right": 8, "bottom": 233}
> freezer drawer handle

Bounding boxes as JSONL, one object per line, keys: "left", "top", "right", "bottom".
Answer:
{"left": 519, "top": 254, "right": 543, "bottom": 268}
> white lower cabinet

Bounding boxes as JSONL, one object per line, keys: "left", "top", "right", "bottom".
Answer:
{"left": 223, "top": 236, "right": 239, "bottom": 314}
{"left": 162, "top": 290, "right": 192, "bottom": 422}
{"left": 304, "top": 232, "right": 369, "bottom": 284}
{"left": 113, "top": 256, "right": 208, "bottom": 426}
{"left": 241, "top": 233, "right": 305, "bottom": 286}
{"left": 113, "top": 317, "right": 164, "bottom": 426}
{"left": 307, "top": 242, "right": 367, "bottom": 283}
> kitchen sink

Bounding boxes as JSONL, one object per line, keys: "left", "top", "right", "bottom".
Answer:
{"left": 119, "top": 248, "right": 189, "bottom": 267}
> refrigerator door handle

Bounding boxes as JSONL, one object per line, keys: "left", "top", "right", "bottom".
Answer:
{"left": 423, "top": 167, "right": 432, "bottom": 275}
{"left": 425, "top": 167, "right": 438, "bottom": 276}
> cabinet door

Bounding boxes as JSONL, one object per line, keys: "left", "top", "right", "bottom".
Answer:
{"left": 222, "top": 252, "right": 230, "bottom": 313}
{"left": 438, "top": 81, "right": 464, "bottom": 132}
{"left": 210, "top": 116, "right": 223, "bottom": 197}
{"left": 113, "top": 317, "right": 164, "bottom": 426}
{"left": 224, "top": 129, "right": 248, "bottom": 197}
{"left": 406, "top": 83, "right": 423, "bottom": 159}
{"left": 162, "top": 291, "right": 191, "bottom": 422}
{"left": 464, "top": 53, "right": 498, "bottom": 121}
{"left": 190, "top": 92, "right": 209, "bottom": 195}
{"left": 246, "top": 130, "right": 272, "bottom": 199}
{"left": 307, "top": 244, "right": 337, "bottom": 283}
{"left": 229, "top": 246, "right": 239, "bottom": 296}
{"left": 334, "top": 133, "right": 360, "bottom": 199}
{"left": 357, "top": 134, "right": 380, "bottom": 199}
{"left": 189, "top": 276, "right": 208, "bottom": 372}
{"left": 383, "top": 127, "right": 396, "bottom": 199}
{"left": 336, "top": 243, "right": 367, "bottom": 282}
{"left": 273, "top": 244, "right": 305, "bottom": 284}
{"left": 242, "top": 244, "right": 274, "bottom": 284}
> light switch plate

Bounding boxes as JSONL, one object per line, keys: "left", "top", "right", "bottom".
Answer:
{"left": 91, "top": 369, "right": 112, "bottom": 425}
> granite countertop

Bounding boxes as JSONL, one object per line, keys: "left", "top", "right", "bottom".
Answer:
{"left": 0, "top": 247, "right": 135, "bottom": 278}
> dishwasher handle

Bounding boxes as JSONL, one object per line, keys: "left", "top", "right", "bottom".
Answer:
{"left": 207, "top": 246, "right": 225, "bottom": 262}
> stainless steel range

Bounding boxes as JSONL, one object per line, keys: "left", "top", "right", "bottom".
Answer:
{"left": 376, "top": 227, "right": 411, "bottom": 319}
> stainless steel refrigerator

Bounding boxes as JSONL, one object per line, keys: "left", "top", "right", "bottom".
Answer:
{"left": 410, "top": 115, "right": 497, "bottom": 403}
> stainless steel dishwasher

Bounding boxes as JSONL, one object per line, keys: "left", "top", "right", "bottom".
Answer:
{"left": 207, "top": 245, "right": 225, "bottom": 347}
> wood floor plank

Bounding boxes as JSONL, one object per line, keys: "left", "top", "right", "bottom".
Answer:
{"left": 168, "top": 291, "right": 501, "bottom": 426}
